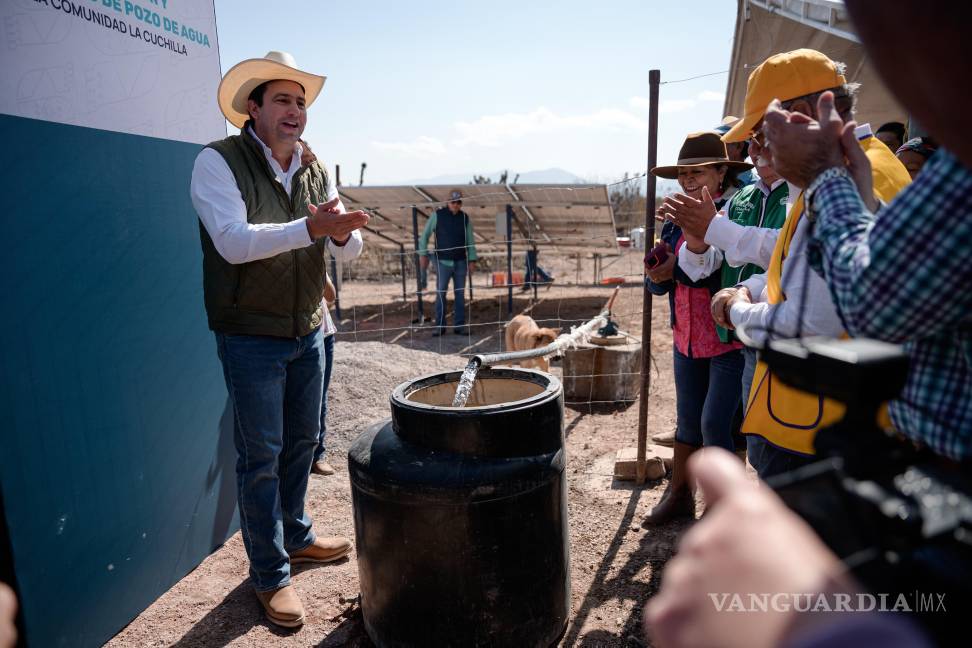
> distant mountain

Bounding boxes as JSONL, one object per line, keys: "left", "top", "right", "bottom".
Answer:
{"left": 400, "top": 167, "right": 586, "bottom": 186}
{"left": 373, "top": 168, "right": 680, "bottom": 196}
{"left": 594, "top": 175, "right": 680, "bottom": 197}
{"left": 513, "top": 168, "right": 588, "bottom": 184}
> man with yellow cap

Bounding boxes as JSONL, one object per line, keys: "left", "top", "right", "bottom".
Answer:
{"left": 190, "top": 51, "right": 369, "bottom": 627}
{"left": 710, "top": 49, "right": 911, "bottom": 478}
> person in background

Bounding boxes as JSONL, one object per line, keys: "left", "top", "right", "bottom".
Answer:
{"left": 299, "top": 141, "right": 347, "bottom": 477}
{"left": 657, "top": 133, "right": 789, "bottom": 417}
{"left": 644, "top": 4, "right": 966, "bottom": 646}
{"left": 191, "top": 51, "right": 367, "bottom": 627}
{"left": 763, "top": 5, "right": 972, "bottom": 478}
{"left": 522, "top": 245, "right": 554, "bottom": 291}
{"left": 895, "top": 136, "right": 938, "bottom": 178}
{"left": 642, "top": 131, "right": 753, "bottom": 526}
{"left": 713, "top": 49, "right": 911, "bottom": 479}
{"left": 875, "top": 121, "right": 907, "bottom": 152}
{"left": 716, "top": 115, "right": 756, "bottom": 187}
{"left": 419, "top": 190, "right": 478, "bottom": 336}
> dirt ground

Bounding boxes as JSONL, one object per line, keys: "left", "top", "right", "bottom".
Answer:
{"left": 108, "top": 249, "right": 694, "bottom": 647}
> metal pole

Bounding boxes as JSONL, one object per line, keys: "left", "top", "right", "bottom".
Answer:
{"left": 412, "top": 207, "right": 425, "bottom": 323}
{"left": 506, "top": 204, "right": 513, "bottom": 316}
{"left": 532, "top": 247, "right": 538, "bottom": 302}
{"left": 399, "top": 243, "right": 407, "bottom": 302}
{"left": 636, "top": 69, "right": 661, "bottom": 485}
{"left": 330, "top": 255, "right": 341, "bottom": 321}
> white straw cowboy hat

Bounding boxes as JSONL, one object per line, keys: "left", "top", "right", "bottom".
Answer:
{"left": 217, "top": 51, "right": 326, "bottom": 129}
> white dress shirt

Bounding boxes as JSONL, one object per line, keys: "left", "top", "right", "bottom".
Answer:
{"left": 676, "top": 179, "right": 793, "bottom": 282}
{"left": 190, "top": 127, "right": 363, "bottom": 337}
{"left": 725, "top": 125, "right": 879, "bottom": 344}
{"left": 705, "top": 178, "right": 792, "bottom": 267}
{"left": 676, "top": 235, "right": 724, "bottom": 282}
{"left": 729, "top": 205, "right": 843, "bottom": 346}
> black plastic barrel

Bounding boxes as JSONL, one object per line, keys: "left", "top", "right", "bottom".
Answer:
{"left": 348, "top": 367, "right": 570, "bottom": 647}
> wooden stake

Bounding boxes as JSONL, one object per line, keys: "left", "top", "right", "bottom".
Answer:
{"left": 636, "top": 69, "right": 660, "bottom": 485}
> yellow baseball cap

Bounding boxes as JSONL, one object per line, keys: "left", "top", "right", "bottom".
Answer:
{"left": 722, "top": 48, "right": 847, "bottom": 143}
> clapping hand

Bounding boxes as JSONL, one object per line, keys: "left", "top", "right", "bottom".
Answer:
{"left": 761, "top": 91, "right": 846, "bottom": 189}
{"left": 657, "top": 187, "right": 719, "bottom": 242}
{"left": 763, "top": 91, "right": 880, "bottom": 209}
{"left": 307, "top": 197, "right": 369, "bottom": 243}
{"left": 710, "top": 286, "right": 752, "bottom": 330}
{"left": 645, "top": 448, "right": 857, "bottom": 648}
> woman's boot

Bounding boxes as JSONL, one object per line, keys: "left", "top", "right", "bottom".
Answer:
{"left": 641, "top": 441, "right": 698, "bottom": 527}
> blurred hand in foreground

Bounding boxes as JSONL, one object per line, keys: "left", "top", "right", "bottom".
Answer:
{"left": 644, "top": 448, "right": 857, "bottom": 648}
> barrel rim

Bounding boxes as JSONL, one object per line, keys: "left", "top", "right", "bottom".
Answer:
{"left": 391, "top": 366, "right": 562, "bottom": 414}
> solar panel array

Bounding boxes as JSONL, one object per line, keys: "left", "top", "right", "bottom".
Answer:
{"left": 338, "top": 183, "right": 619, "bottom": 255}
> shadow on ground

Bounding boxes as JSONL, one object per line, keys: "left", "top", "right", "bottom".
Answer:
{"left": 169, "top": 579, "right": 294, "bottom": 647}
{"left": 562, "top": 484, "right": 689, "bottom": 647}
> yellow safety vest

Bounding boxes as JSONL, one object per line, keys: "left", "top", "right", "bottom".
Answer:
{"left": 742, "top": 136, "right": 911, "bottom": 454}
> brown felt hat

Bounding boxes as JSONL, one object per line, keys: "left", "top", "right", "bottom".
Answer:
{"left": 651, "top": 131, "right": 754, "bottom": 180}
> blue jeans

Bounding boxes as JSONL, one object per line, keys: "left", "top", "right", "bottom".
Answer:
{"left": 741, "top": 346, "right": 758, "bottom": 414}
{"left": 673, "top": 346, "right": 744, "bottom": 450}
{"left": 215, "top": 328, "right": 324, "bottom": 592}
{"left": 435, "top": 259, "right": 467, "bottom": 328}
{"left": 525, "top": 250, "right": 552, "bottom": 284}
{"left": 746, "top": 436, "right": 815, "bottom": 480}
{"left": 315, "top": 333, "right": 335, "bottom": 462}
{"left": 738, "top": 347, "right": 816, "bottom": 479}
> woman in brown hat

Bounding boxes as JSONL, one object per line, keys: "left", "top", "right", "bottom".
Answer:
{"left": 642, "top": 132, "right": 753, "bottom": 526}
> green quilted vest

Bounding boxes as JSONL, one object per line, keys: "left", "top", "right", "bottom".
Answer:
{"left": 199, "top": 128, "right": 331, "bottom": 337}
{"left": 717, "top": 180, "right": 789, "bottom": 343}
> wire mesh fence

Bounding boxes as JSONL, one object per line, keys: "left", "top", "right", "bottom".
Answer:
{"left": 322, "top": 234, "right": 673, "bottom": 413}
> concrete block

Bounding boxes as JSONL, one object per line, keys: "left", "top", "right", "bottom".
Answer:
{"left": 613, "top": 447, "right": 666, "bottom": 481}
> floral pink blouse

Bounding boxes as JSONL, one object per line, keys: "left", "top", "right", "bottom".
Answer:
{"left": 672, "top": 235, "right": 742, "bottom": 359}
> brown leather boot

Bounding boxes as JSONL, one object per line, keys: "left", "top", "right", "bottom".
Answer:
{"left": 650, "top": 427, "right": 676, "bottom": 448}
{"left": 289, "top": 536, "right": 352, "bottom": 564}
{"left": 311, "top": 460, "right": 335, "bottom": 476}
{"left": 255, "top": 585, "right": 305, "bottom": 628}
{"left": 641, "top": 441, "right": 698, "bottom": 527}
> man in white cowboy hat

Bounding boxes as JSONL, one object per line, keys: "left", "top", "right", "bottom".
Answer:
{"left": 190, "top": 51, "right": 368, "bottom": 628}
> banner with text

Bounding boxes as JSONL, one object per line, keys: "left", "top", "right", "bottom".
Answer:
{"left": 0, "top": 0, "right": 224, "bottom": 144}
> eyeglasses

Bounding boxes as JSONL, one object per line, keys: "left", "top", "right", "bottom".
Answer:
{"left": 779, "top": 92, "right": 853, "bottom": 116}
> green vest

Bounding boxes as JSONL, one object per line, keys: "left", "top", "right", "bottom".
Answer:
{"left": 717, "top": 181, "right": 789, "bottom": 343}
{"left": 199, "top": 127, "right": 332, "bottom": 338}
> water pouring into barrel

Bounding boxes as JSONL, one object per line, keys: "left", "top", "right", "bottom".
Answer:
{"left": 348, "top": 307, "right": 614, "bottom": 646}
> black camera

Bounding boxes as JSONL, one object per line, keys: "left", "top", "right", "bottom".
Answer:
{"left": 757, "top": 336, "right": 972, "bottom": 639}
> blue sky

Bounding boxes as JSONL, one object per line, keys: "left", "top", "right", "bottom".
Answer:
{"left": 213, "top": 0, "right": 739, "bottom": 184}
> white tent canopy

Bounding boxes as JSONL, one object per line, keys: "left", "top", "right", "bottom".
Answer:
{"left": 724, "top": 0, "right": 908, "bottom": 132}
